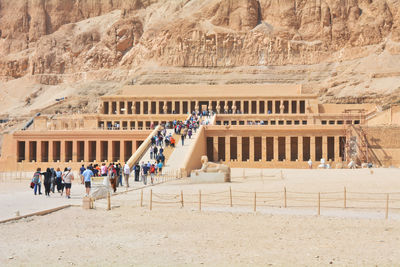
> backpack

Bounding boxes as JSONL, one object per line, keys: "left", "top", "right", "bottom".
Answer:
{"left": 32, "top": 172, "right": 40, "bottom": 184}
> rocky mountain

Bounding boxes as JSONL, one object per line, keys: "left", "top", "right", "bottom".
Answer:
{"left": 1, "top": 0, "right": 400, "bottom": 119}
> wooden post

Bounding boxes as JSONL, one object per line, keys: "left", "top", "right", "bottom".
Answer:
{"left": 317, "top": 192, "right": 321, "bottom": 216}
{"left": 229, "top": 186, "right": 233, "bottom": 207}
{"left": 107, "top": 192, "right": 111, "bottom": 210}
{"left": 254, "top": 192, "right": 257, "bottom": 212}
{"left": 284, "top": 186, "right": 287, "bottom": 208}
{"left": 385, "top": 193, "right": 389, "bottom": 220}
{"left": 199, "top": 190, "right": 202, "bottom": 211}
{"left": 344, "top": 187, "right": 347, "bottom": 209}
{"left": 181, "top": 190, "right": 184, "bottom": 208}
{"left": 140, "top": 189, "right": 143, "bottom": 207}
{"left": 150, "top": 189, "right": 153, "bottom": 211}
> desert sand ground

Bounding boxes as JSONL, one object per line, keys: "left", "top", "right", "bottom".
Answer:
{"left": 1, "top": 168, "right": 400, "bottom": 266}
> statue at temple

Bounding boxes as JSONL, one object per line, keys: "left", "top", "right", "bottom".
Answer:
{"left": 216, "top": 102, "right": 221, "bottom": 114}
{"left": 193, "top": 156, "right": 231, "bottom": 182}
{"left": 224, "top": 104, "right": 229, "bottom": 114}
{"left": 280, "top": 103, "right": 285, "bottom": 114}
{"left": 232, "top": 105, "right": 237, "bottom": 113}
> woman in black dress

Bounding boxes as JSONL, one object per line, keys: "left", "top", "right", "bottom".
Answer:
{"left": 42, "top": 168, "right": 52, "bottom": 196}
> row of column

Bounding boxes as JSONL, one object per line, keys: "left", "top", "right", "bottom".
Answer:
{"left": 103, "top": 99, "right": 306, "bottom": 115}
{"left": 209, "top": 136, "right": 343, "bottom": 162}
{"left": 18, "top": 140, "right": 138, "bottom": 163}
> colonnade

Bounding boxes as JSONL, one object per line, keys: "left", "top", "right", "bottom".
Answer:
{"left": 102, "top": 99, "right": 307, "bottom": 115}
{"left": 207, "top": 135, "right": 345, "bottom": 163}
{"left": 17, "top": 139, "right": 142, "bottom": 164}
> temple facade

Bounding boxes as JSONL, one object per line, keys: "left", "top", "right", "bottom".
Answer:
{"left": 1, "top": 84, "right": 399, "bottom": 171}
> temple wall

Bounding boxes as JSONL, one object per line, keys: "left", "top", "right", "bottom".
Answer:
{"left": 364, "top": 126, "right": 400, "bottom": 167}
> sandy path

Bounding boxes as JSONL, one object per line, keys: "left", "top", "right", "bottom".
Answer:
{"left": 0, "top": 206, "right": 399, "bottom": 266}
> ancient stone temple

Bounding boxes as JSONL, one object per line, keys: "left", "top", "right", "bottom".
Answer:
{"left": 1, "top": 84, "right": 400, "bottom": 172}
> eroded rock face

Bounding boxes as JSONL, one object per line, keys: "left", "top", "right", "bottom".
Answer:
{"left": 0, "top": 0, "right": 399, "bottom": 95}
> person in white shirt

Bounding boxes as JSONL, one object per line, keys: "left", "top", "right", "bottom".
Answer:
{"left": 123, "top": 163, "right": 130, "bottom": 188}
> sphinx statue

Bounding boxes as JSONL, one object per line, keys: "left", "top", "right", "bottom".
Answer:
{"left": 193, "top": 155, "right": 231, "bottom": 182}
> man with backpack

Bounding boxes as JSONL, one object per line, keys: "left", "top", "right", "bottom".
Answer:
{"left": 32, "top": 168, "right": 42, "bottom": 195}
{"left": 141, "top": 162, "right": 148, "bottom": 185}
{"left": 150, "top": 164, "right": 156, "bottom": 184}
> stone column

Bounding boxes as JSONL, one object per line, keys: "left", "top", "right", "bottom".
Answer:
{"left": 256, "top": 101, "right": 260, "bottom": 114}
{"left": 271, "top": 100, "right": 275, "bottom": 114}
{"left": 96, "top": 141, "right": 101, "bottom": 163}
{"left": 249, "top": 136, "right": 255, "bottom": 162}
{"left": 140, "top": 101, "right": 144, "bottom": 115}
{"left": 124, "top": 101, "right": 128, "bottom": 115}
{"left": 108, "top": 101, "right": 112, "bottom": 115}
{"left": 262, "top": 137, "right": 267, "bottom": 161}
{"left": 240, "top": 100, "right": 244, "bottom": 114}
{"left": 322, "top": 136, "right": 328, "bottom": 160}
{"left": 135, "top": 120, "right": 138, "bottom": 130}
{"left": 237, "top": 137, "right": 242, "bottom": 162}
{"left": 25, "top": 141, "right": 30, "bottom": 162}
{"left": 84, "top": 140, "right": 89, "bottom": 162}
{"left": 297, "top": 100, "right": 301, "bottom": 114}
{"left": 37, "top": 141, "right": 42, "bottom": 163}
{"left": 273, "top": 136, "right": 279, "bottom": 161}
{"left": 180, "top": 101, "right": 183, "bottom": 114}
{"left": 310, "top": 136, "right": 316, "bottom": 162}
{"left": 149, "top": 101, "right": 153, "bottom": 114}
{"left": 60, "top": 141, "right": 66, "bottom": 162}
{"left": 225, "top": 136, "right": 230, "bottom": 162}
{"left": 195, "top": 100, "right": 199, "bottom": 113}
{"left": 172, "top": 101, "right": 176, "bottom": 114}
{"left": 334, "top": 136, "right": 340, "bottom": 162}
{"left": 120, "top": 141, "right": 125, "bottom": 163}
{"left": 265, "top": 101, "right": 268, "bottom": 114}
{"left": 298, "top": 136, "right": 303, "bottom": 162}
{"left": 49, "top": 141, "right": 54, "bottom": 163}
{"left": 108, "top": 141, "right": 113, "bottom": 162}
{"left": 72, "top": 140, "right": 78, "bottom": 162}
{"left": 285, "top": 136, "right": 291, "bottom": 161}
{"left": 213, "top": 136, "right": 218, "bottom": 162}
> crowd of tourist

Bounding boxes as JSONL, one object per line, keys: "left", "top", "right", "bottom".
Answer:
{"left": 30, "top": 162, "right": 131, "bottom": 198}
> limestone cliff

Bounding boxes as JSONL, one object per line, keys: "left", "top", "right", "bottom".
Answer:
{"left": 1, "top": 0, "right": 400, "bottom": 117}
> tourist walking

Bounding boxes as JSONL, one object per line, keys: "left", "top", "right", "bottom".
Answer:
{"left": 101, "top": 163, "right": 107, "bottom": 176}
{"left": 108, "top": 163, "right": 117, "bottom": 192}
{"left": 134, "top": 163, "right": 140, "bottom": 182}
{"left": 181, "top": 134, "right": 185, "bottom": 146}
{"left": 50, "top": 168, "right": 56, "bottom": 193}
{"left": 150, "top": 164, "right": 156, "bottom": 184}
{"left": 141, "top": 162, "right": 148, "bottom": 185}
{"left": 62, "top": 167, "right": 74, "bottom": 199}
{"left": 43, "top": 168, "right": 52, "bottom": 196}
{"left": 123, "top": 162, "right": 130, "bottom": 188}
{"left": 79, "top": 164, "right": 85, "bottom": 181}
{"left": 117, "top": 163, "right": 123, "bottom": 187}
{"left": 32, "top": 168, "right": 42, "bottom": 195}
{"left": 55, "top": 167, "right": 64, "bottom": 195}
{"left": 82, "top": 166, "right": 94, "bottom": 197}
